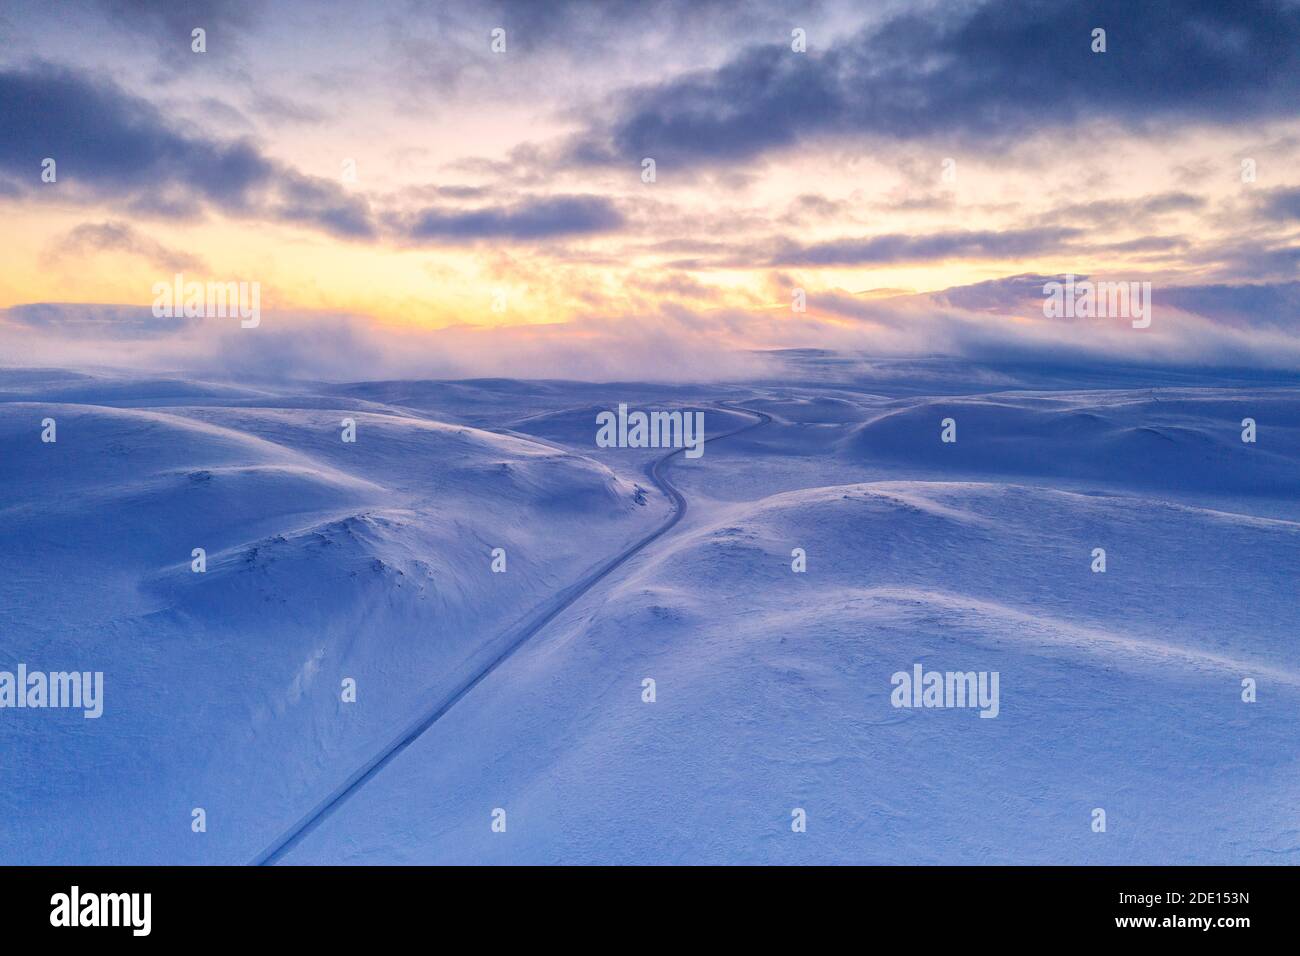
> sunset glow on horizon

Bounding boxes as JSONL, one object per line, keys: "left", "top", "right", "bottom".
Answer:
{"left": 1, "top": 1, "right": 1296, "bottom": 378}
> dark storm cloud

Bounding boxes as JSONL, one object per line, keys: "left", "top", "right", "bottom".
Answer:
{"left": 0, "top": 64, "right": 374, "bottom": 238}
{"left": 0, "top": 65, "right": 271, "bottom": 201}
{"left": 0, "top": 63, "right": 627, "bottom": 245}
{"left": 397, "top": 195, "right": 624, "bottom": 241}
{"left": 273, "top": 170, "right": 375, "bottom": 238}
{"left": 572, "top": 0, "right": 1300, "bottom": 167}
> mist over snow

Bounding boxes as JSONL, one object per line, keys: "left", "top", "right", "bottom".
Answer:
{"left": 5, "top": 275, "right": 1300, "bottom": 386}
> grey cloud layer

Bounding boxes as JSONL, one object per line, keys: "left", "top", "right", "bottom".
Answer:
{"left": 570, "top": 0, "right": 1300, "bottom": 167}
{"left": 769, "top": 227, "right": 1084, "bottom": 266}
{"left": 0, "top": 64, "right": 621, "bottom": 243}
{"left": 0, "top": 65, "right": 374, "bottom": 238}
{"left": 396, "top": 195, "right": 624, "bottom": 241}
{"left": 55, "top": 220, "right": 207, "bottom": 272}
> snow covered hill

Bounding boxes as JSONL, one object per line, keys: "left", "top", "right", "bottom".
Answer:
{"left": 2, "top": 363, "right": 1297, "bottom": 864}
{"left": 274, "top": 478, "right": 1300, "bottom": 864}
{"left": 0, "top": 371, "right": 661, "bottom": 864}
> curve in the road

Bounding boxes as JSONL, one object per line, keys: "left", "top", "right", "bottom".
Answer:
{"left": 251, "top": 402, "right": 770, "bottom": 865}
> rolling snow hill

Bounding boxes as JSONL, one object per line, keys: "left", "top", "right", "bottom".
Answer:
{"left": 2, "top": 363, "right": 1297, "bottom": 864}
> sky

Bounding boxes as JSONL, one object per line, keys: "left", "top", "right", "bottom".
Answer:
{"left": 0, "top": 0, "right": 1297, "bottom": 380}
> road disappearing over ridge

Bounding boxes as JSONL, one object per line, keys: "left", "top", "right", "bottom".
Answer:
{"left": 252, "top": 402, "right": 771, "bottom": 865}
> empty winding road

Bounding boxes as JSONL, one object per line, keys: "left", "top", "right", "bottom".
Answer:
{"left": 252, "top": 402, "right": 771, "bottom": 864}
